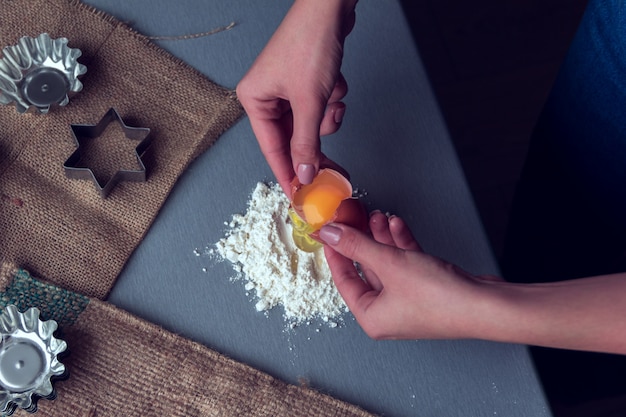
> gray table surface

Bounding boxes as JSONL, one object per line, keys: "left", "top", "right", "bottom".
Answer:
{"left": 84, "top": 0, "right": 553, "bottom": 415}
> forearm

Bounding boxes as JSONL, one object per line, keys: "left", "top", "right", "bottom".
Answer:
{"left": 477, "top": 273, "right": 626, "bottom": 354}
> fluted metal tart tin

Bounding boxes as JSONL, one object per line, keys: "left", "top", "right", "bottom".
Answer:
{"left": 0, "top": 305, "right": 67, "bottom": 415}
{"left": 0, "top": 33, "right": 87, "bottom": 114}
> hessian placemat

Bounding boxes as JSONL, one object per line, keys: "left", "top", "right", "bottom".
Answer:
{"left": 0, "top": 0, "right": 244, "bottom": 299}
{"left": 0, "top": 263, "right": 376, "bottom": 417}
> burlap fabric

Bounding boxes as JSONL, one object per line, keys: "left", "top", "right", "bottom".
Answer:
{"left": 0, "top": 0, "right": 244, "bottom": 299}
{"left": 0, "top": 264, "right": 376, "bottom": 417}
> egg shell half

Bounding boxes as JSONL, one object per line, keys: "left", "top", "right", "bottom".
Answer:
{"left": 310, "top": 197, "right": 369, "bottom": 242}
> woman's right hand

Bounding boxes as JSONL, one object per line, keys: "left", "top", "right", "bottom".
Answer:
{"left": 236, "top": 0, "right": 357, "bottom": 197}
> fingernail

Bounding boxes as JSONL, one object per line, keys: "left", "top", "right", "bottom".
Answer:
{"left": 297, "top": 164, "right": 315, "bottom": 185}
{"left": 334, "top": 106, "right": 345, "bottom": 124}
{"left": 319, "top": 224, "right": 342, "bottom": 245}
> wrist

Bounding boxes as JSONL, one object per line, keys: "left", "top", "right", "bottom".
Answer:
{"left": 295, "top": 0, "right": 358, "bottom": 13}
{"left": 452, "top": 280, "right": 527, "bottom": 343}
{"left": 291, "top": 0, "right": 358, "bottom": 35}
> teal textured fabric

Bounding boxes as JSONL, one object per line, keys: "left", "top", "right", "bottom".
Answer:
{"left": 0, "top": 267, "right": 89, "bottom": 328}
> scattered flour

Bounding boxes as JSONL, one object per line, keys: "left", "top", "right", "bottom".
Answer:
{"left": 211, "top": 182, "right": 348, "bottom": 327}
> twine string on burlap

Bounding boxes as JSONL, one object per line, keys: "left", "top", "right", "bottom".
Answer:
{"left": 147, "top": 21, "right": 237, "bottom": 41}
{"left": 0, "top": 0, "right": 243, "bottom": 299}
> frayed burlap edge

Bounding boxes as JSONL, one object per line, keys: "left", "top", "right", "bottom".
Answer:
{"left": 0, "top": 264, "right": 377, "bottom": 417}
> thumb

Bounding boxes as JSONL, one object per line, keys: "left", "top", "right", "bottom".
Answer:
{"left": 290, "top": 98, "right": 324, "bottom": 184}
{"left": 319, "top": 223, "right": 394, "bottom": 266}
{"left": 320, "top": 223, "right": 392, "bottom": 315}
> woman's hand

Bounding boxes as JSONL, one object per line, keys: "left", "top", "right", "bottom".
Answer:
{"left": 320, "top": 211, "right": 503, "bottom": 340}
{"left": 236, "top": 0, "right": 357, "bottom": 197}
{"left": 320, "top": 211, "right": 626, "bottom": 355}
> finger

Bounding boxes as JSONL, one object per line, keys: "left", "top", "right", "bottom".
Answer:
{"left": 328, "top": 73, "right": 348, "bottom": 103}
{"left": 236, "top": 83, "right": 297, "bottom": 196}
{"left": 343, "top": 9, "right": 357, "bottom": 37}
{"left": 353, "top": 212, "right": 390, "bottom": 291}
{"left": 388, "top": 215, "right": 423, "bottom": 252}
{"left": 247, "top": 114, "right": 295, "bottom": 197}
{"left": 369, "top": 210, "right": 394, "bottom": 246}
{"left": 319, "top": 101, "right": 346, "bottom": 136}
{"left": 319, "top": 223, "right": 397, "bottom": 270}
{"left": 358, "top": 263, "right": 384, "bottom": 292}
{"left": 318, "top": 153, "right": 350, "bottom": 180}
{"left": 477, "top": 274, "right": 506, "bottom": 283}
{"left": 320, "top": 74, "right": 348, "bottom": 136}
{"left": 324, "top": 244, "right": 379, "bottom": 313}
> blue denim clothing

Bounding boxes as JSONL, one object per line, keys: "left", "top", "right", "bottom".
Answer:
{"left": 539, "top": 0, "right": 626, "bottom": 230}
{"left": 503, "top": 0, "right": 626, "bottom": 283}
{"left": 501, "top": 1, "right": 626, "bottom": 414}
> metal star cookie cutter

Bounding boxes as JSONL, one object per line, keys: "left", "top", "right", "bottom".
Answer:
{"left": 0, "top": 33, "right": 87, "bottom": 114}
{"left": 0, "top": 305, "right": 68, "bottom": 415}
{"left": 63, "top": 108, "right": 152, "bottom": 198}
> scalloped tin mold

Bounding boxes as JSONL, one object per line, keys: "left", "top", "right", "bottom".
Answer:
{"left": 0, "top": 33, "right": 87, "bottom": 114}
{"left": 0, "top": 305, "right": 67, "bottom": 415}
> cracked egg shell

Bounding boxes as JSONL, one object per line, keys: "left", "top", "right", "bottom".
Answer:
{"left": 291, "top": 168, "right": 368, "bottom": 233}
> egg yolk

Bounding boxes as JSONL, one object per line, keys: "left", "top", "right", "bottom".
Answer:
{"left": 290, "top": 169, "right": 353, "bottom": 252}
{"left": 299, "top": 184, "right": 345, "bottom": 229}
{"left": 291, "top": 169, "right": 352, "bottom": 230}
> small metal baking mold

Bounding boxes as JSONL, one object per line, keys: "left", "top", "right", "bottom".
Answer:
{"left": 64, "top": 108, "right": 152, "bottom": 198}
{"left": 0, "top": 33, "right": 87, "bottom": 114}
{"left": 0, "top": 305, "right": 67, "bottom": 415}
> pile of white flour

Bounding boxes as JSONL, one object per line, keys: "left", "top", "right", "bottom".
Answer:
{"left": 211, "top": 182, "right": 348, "bottom": 327}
